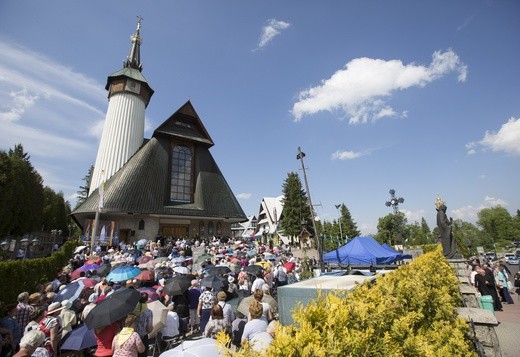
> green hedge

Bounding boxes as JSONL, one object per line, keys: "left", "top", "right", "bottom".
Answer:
{"left": 0, "top": 240, "right": 80, "bottom": 307}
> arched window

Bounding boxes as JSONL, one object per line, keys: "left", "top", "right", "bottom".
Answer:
{"left": 138, "top": 219, "right": 145, "bottom": 230}
{"left": 170, "top": 145, "right": 192, "bottom": 202}
{"left": 208, "top": 222, "right": 214, "bottom": 236}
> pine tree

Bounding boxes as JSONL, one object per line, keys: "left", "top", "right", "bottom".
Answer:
{"left": 75, "top": 164, "right": 94, "bottom": 208}
{"left": 339, "top": 203, "right": 360, "bottom": 240}
{"left": 280, "top": 172, "right": 313, "bottom": 246}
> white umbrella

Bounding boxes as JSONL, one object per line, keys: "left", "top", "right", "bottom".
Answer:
{"left": 159, "top": 338, "right": 219, "bottom": 357}
{"left": 147, "top": 300, "right": 168, "bottom": 338}
{"left": 171, "top": 256, "right": 186, "bottom": 264}
{"left": 173, "top": 266, "right": 189, "bottom": 274}
{"left": 74, "top": 245, "right": 88, "bottom": 254}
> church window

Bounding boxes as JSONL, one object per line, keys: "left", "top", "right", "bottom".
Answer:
{"left": 208, "top": 222, "right": 214, "bottom": 235}
{"left": 170, "top": 145, "right": 192, "bottom": 202}
{"left": 199, "top": 221, "right": 205, "bottom": 236}
{"left": 138, "top": 219, "right": 145, "bottom": 230}
{"left": 216, "top": 222, "right": 222, "bottom": 235}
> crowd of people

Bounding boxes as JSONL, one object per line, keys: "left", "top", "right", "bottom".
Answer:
{"left": 467, "top": 257, "right": 518, "bottom": 311}
{"left": 1, "top": 236, "right": 309, "bottom": 357}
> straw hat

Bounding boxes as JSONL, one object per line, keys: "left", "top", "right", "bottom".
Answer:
{"left": 47, "top": 302, "right": 64, "bottom": 314}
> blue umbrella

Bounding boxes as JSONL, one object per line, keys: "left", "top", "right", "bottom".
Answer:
{"left": 54, "top": 280, "right": 85, "bottom": 303}
{"left": 106, "top": 265, "right": 141, "bottom": 282}
{"left": 60, "top": 324, "right": 97, "bottom": 350}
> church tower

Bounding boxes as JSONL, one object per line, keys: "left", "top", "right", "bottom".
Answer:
{"left": 89, "top": 18, "right": 154, "bottom": 196}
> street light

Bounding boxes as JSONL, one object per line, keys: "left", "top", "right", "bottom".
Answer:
{"left": 385, "top": 189, "right": 405, "bottom": 246}
{"left": 335, "top": 204, "right": 343, "bottom": 244}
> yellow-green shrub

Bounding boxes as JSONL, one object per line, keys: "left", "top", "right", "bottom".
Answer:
{"left": 218, "top": 247, "right": 476, "bottom": 356}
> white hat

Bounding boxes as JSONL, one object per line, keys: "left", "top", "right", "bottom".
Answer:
{"left": 61, "top": 300, "right": 72, "bottom": 309}
{"left": 228, "top": 276, "right": 235, "bottom": 283}
{"left": 47, "top": 302, "right": 64, "bottom": 314}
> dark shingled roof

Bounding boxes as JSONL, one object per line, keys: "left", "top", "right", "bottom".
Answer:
{"left": 72, "top": 101, "right": 246, "bottom": 223}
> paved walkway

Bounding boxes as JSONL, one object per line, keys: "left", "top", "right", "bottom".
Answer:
{"left": 494, "top": 292, "right": 520, "bottom": 357}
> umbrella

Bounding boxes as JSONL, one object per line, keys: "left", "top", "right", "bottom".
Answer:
{"left": 135, "top": 269, "right": 155, "bottom": 282}
{"left": 137, "top": 239, "right": 148, "bottom": 246}
{"left": 153, "top": 257, "right": 170, "bottom": 264}
{"left": 60, "top": 324, "right": 97, "bottom": 350}
{"left": 256, "top": 260, "right": 270, "bottom": 269}
{"left": 138, "top": 287, "right": 159, "bottom": 302}
{"left": 159, "top": 338, "right": 219, "bottom": 357}
{"left": 237, "top": 294, "right": 278, "bottom": 317}
{"left": 55, "top": 280, "right": 85, "bottom": 303}
{"left": 206, "top": 266, "right": 231, "bottom": 276}
{"left": 97, "top": 264, "right": 112, "bottom": 277}
{"left": 246, "top": 249, "right": 257, "bottom": 256}
{"left": 74, "top": 246, "right": 88, "bottom": 254}
{"left": 106, "top": 266, "right": 141, "bottom": 282}
{"left": 244, "top": 265, "right": 264, "bottom": 275}
{"left": 138, "top": 255, "right": 154, "bottom": 264}
{"left": 81, "top": 278, "right": 99, "bottom": 288}
{"left": 147, "top": 300, "right": 168, "bottom": 338}
{"left": 283, "top": 262, "right": 296, "bottom": 272}
{"left": 163, "top": 276, "right": 193, "bottom": 296}
{"left": 200, "top": 275, "right": 228, "bottom": 290}
{"left": 171, "top": 256, "right": 186, "bottom": 264}
{"left": 70, "top": 264, "right": 101, "bottom": 280}
{"left": 194, "top": 254, "right": 213, "bottom": 264}
{"left": 173, "top": 266, "right": 189, "bottom": 274}
{"left": 85, "top": 287, "right": 141, "bottom": 329}
{"left": 263, "top": 253, "right": 277, "bottom": 261}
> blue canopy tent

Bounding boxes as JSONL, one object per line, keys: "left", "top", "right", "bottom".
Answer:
{"left": 323, "top": 237, "right": 402, "bottom": 265}
{"left": 381, "top": 243, "right": 413, "bottom": 260}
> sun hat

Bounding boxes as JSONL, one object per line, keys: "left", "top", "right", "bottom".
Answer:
{"left": 61, "top": 300, "right": 72, "bottom": 309}
{"left": 47, "top": 302, "right": 64, "bottom": 314}
{"left": 228, "top": 276, "right": 235, "bottom": 283}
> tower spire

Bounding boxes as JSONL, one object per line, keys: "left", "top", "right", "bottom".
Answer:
{"left": 124, "top": 16, "right": 143, "bottom": 71}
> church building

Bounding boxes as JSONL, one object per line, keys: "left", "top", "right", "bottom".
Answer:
{"left": 71, "top": 20, "right": 246, "bottom": 245}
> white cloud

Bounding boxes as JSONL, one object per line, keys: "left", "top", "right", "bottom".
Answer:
{"left": 331, "top": 150, "right": 365, "bottom": 160}
{"left": 466, "top": 117, "right": 520, "bottom": 156}
{"left": 253, "top": 19, "right": 290, "bottom": 51}
{"left": 0, "top": 88, "right": 39, "bottom": 122}
{"left": 359, "top": 222, "right": 377, "bottom": 236}
{"left": 292, "top": 49, "right": 467, "bottom": 123}
{"left": 237, "top": 193, "right": 252, "bottom": 199}
{"left": 451, "top": 196, "right": 508, "bottom": 222}
{"left": 402, "top": 209, "right": 426, "bottom": 224}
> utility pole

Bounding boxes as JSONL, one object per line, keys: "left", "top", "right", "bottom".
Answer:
{"left": 297, "top": 147, "right": 323, "bottom": 272}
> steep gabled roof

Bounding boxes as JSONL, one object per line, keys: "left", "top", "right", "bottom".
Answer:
{"left": 153, "top": 100, "right": 214, "bottom": 146}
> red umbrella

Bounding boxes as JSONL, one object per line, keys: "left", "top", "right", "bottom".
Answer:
{"left": 81, "top": 278, "right": 99, "bottom": 288}
{"left": 138, "top": 287, "right": 159, "bottom": 302}
{"left": 135, "top": 269, "right": 155, "bottom": 282}
{"left": 284, "top": 262, "right": 295, "bottom": 272}
{"left": 138, "top": 255, "right": 153, "bottom": 264}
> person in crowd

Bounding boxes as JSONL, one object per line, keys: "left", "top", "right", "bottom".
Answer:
{"left": 81, "top": 293, "right": 99, "bottom": 321}
{"left": 250, "top": 272, "right": 265, "bottom": 292}
{"left": 474, "top": 266, "right": 503, "bottom": 311}
{"left": 161, "top": 304, "right": 179, "bottom": 339}
{"left": 1, "top": 303, "right": 22, "bottom": 353}
{"left": 252, "top": 290, "right": 273, "bottom": 322}
{"left": 187, "top": 280, "right": 201, "bottom": 334}
{"left": 231, "top": 311, "right": 247, "bottom": 349}
{"left": 261, "top": 284, "right": 278, "bottom": 317}
{"left": 27, "top": 294, "right": 42, "bottom": 309}
{"left": 15, "top": 292, "right": 34, "bottom": 335}
{"left": 215, "top": 291, "right": 234, "bottom": 324}
{"left": 197, "top": 286, "right": 215, "bottom": 333}
{"left": 112, "top": 315, "right": 144, "bottom": 357}
{"left": 58, "top": 300, "right": 77, "bottom": 338}
{"left": 94, "top": 322, "right": 119, "bottom": 357}
{"left": 38, "top": 302, "right": 63, "bottom": 357}
{"left": 24, "top": 307, "right": 45, "bottom": 335}
{"left": 227, "top": 276, "right": 237, "bottom": 295}
{"left": 274, "top": 265, "right": 288, "bottom": 287}
{"left": 496, "top": 265, "right": 514, "bottom": 304}
{"left": 250, "top": 320, "right": 279, "bottom": 353}
{"left": 241, "top": 300, "right": 268, "bottom": 345}
{"left": 203, "top": 305, "right": 230, "bottom": 339}
{"left": 13, "top": 329, "right": 47, "bottom": 357}
{"left": 133, "top": 293, "right": 153, "bottom": 357}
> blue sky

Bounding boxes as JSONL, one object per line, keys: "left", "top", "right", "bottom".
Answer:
{"left": 0, "top": 1, "right": 519, "bottom": 235}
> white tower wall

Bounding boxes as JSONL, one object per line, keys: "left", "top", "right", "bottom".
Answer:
{"left": 89, "top": 92, "right": 145, "bottom": 195}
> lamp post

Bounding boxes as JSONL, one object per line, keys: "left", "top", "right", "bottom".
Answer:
{"left": 385, "top": 189, "right": 405, "bottom": 246}
{"left": 296, "top": 147, "right": 323, "bottom": 272}
{"left": 335, "top": 204, "right": 343, "bottom": 244}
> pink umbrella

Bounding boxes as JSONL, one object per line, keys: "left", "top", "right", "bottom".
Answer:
{"left": 70, "top": 264, "right": 101, "bottom": 280}
{"left": 138, "top": 287, "right": 159, "bottom": 302}
{"left": 81, "top": 278, "right": 99, "bottom": 288}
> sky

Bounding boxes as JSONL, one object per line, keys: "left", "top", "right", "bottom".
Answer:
{"left": 0, "top": 1, "right": 519, "bottom": 236}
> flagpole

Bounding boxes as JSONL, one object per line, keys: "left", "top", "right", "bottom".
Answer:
{"left": 91, "top": 209, "right": 99, "bottom": 254}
